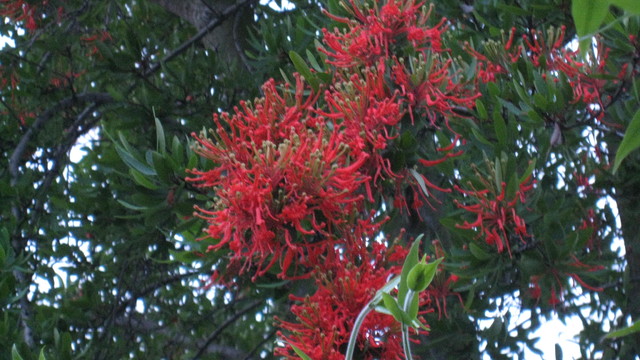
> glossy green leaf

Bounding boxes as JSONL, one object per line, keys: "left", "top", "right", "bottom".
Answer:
{"left": 289, "top": 50, "right": 319, "bottom": 92}
{"left": 152, "top": 151, "right": 174, "bottom": 183}
{"left": 406, "top": 257, "right": 443, "bottom": 292}
{"left": 130, "top": 168, "right": 160, "bottom": 190}
{"left": 117, "top": 199, "right": 149, "bottom": 211}
{"left": 613, "top": 109, "right": 640, "bottom": 173}
{"left": 381, "top": 292, "right": 411, "bottom": 324}
{"left": 154, "top": 113, "right": 166, "bottom": 154}
{"left": 493, "top": 110, "right": 507, "bottom": 149}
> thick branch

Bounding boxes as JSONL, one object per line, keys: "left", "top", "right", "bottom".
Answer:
{"left": 8, "top": 92, "right": 113, "bottom": 183}
{"left": 147, "top": 0, "right": 254, "bottom": 67}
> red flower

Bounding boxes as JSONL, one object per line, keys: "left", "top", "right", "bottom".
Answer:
{"left": 318, "top": 61, "right": 404, "bottom": 183}
{"left": 0, "top": 0, "right": 39, "bottom": 31}
{"left": 276, "top": 240, "right": 416, "bottom": 360}
{"left": 391, "top": 55, "right": 480, "bottom": 126}
{"left": 320, "top": 0, "right": 447, "bottom": 69}
{"left": 454, "top": 176, "right": 534, "bottom": 257}
{"left": 188, "top": 77, "right": 372, "bottom": 280}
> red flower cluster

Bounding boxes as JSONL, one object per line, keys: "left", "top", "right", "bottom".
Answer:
{"left": 0, "top": 0, "right": 39, "bottom": 31}
{"left": 321, "top": 0, "right": 446, "bottom": 68}
{"left": 468, "top": 25, "right": 628, "bottom": 122}
{"left": 319, "top": 62, "right": 404, "bottom": 183}
{"left": 454, "top": 176, "right": 534, "bottom": 257}
{"left": 189, "top": 76, "right": 373, "bottom": 280}
{"left": 276, "top": 240, "right": 412, "bottom": 360}
{"left": 528, "top": 255, "right": 604, "bottom": 306}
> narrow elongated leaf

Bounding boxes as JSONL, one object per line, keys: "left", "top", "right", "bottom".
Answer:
{"left": 115, "top": 144, "right": 156, "bottom": 176}
{"left": 154, "top": 113, "right": 166, "bottom": 154}
{"left": 289, "top": 50, "right": 319, "bottom": 92}
{"left": 288, "top": 343, "right": 313, "bottom": 360}
{"left": 613, "top": 109, "right": 640, "bottom": 173}
{"left": 604, "top": 319, "right": 640, "bottom": 338}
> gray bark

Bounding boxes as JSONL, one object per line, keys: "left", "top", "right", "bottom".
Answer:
{"left": 148, "top": 0, "right": 253, "bottom": 69}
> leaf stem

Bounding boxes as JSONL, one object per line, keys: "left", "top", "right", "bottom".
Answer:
{"left": 402, "top": 289, "right": 415, "bottom": 360}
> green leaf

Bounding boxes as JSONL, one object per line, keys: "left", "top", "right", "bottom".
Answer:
{"left": 38, "top": 348, "right": 47, "bottom": 360}
{"left": 117, "top": 199, "right": 149, "bottom": 211}
{"left": 610, "top": 0, "right": 640, "bottom": 13}
{"left": 11, "top": 345, "right": 24, "bottom": 360}
{"left": 288, "top": 343, "right": 313, "bottom": 360}
{"left": 306, "top": 49, "right": 323, "bottom": 72}
{"left": 406, "top": 257, "right": 443, "bottom": 292}
{"left": 407, "top": 292, "right": 420, "bottom": 320}
{"left": 398, "top": 235, "right": 423, "bottom": 304}
{"left": 381, "top": 292, "right": 411, "bottom": 324}
{"left": 289, "top": 50, "right": 319, "bottom": 92}
{"left": 130, "top": 168, "right": 160, "bottom": 190}
{"left": 154, "top": 112, "right": 166, "bottom": 154}
{"left": 519, "top": 159, "right": 537, "bottom": 183}
{"left": 613, "top": 109, "right": 640, "bottom": 173}
{"left": 493, "top": 110, "right": 507, "bottom": 149}
{"left": 572, "top": 0, "right": 610, "bottom": 50}
{"left": 604, "top": 319, "right": 640, "bottom": 338}
{"left": 115, "top": 143, "right": 156, "bottom": 176}
{"left": 409, "top": 169, "right": 430, "bottom": 199}
{"left": 469, "top": 242, "right": 493, "bottom": 260}
{"left": 475, "top": 99, "right": 488, "bottom": 120}
{"left": 471, "top": 128, "right": 493, "bottom": 146}
{"left": 152, "top": 151, "right": 174, "bottom": 183}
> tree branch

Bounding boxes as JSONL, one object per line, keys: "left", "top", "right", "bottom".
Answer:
{"left": 191, "top": 299, "right": 263, "bottom": 360}
{"left": 8, "top": 92, "right": 113, "bottom": 183}
{"left": 146, "top": 0, "right": 255, "bottom": 70}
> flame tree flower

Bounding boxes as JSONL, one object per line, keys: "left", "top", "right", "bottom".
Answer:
{"left": 454, "top": 174, "right": 535, "bottom": 257}
{"left": 276, "top": 238, "right": 416, "bottom": 360}
{"left": 320, "top": 0, "right": 446, "bottom": 69}
{"left": 188, "top": 77, "right": 371, "bottom": 280}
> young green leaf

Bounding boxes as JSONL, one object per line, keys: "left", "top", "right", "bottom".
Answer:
{"left": 398, "top": 235, "right": 423, "bottom": 304}
{"left": 288, "top": 342, "right": 313, "bottom": 360}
